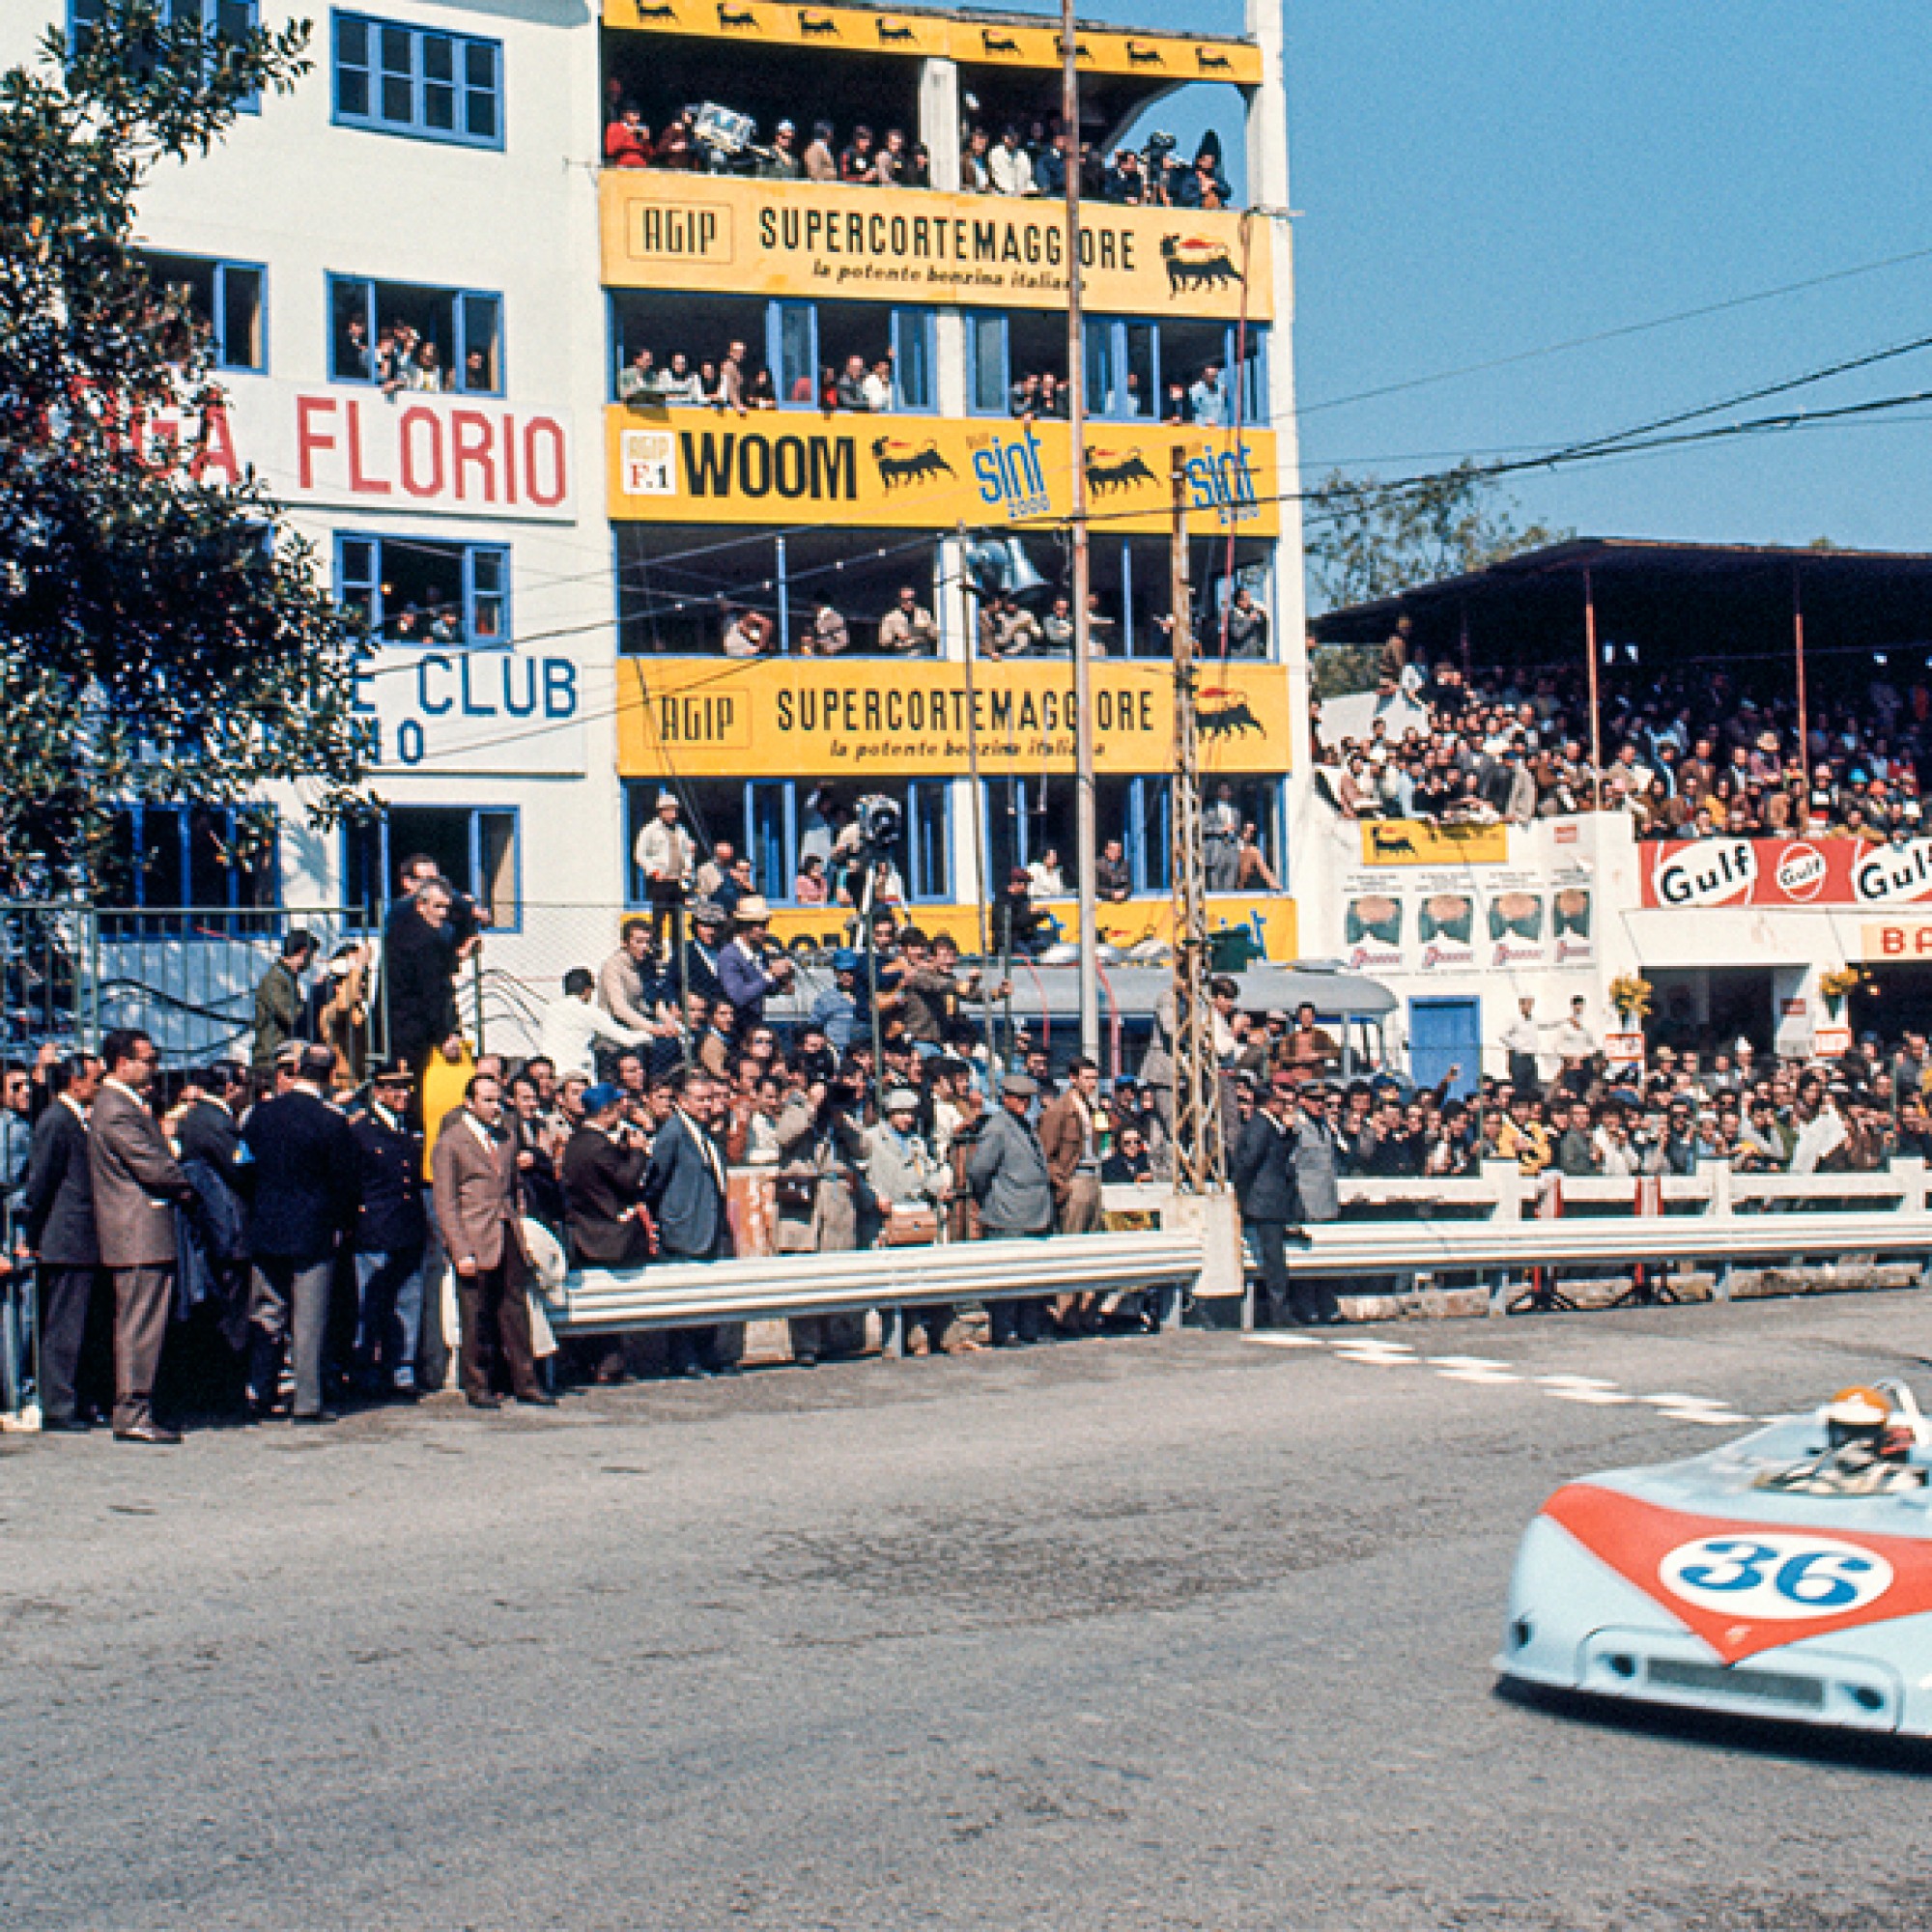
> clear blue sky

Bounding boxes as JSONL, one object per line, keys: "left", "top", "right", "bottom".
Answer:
{"left": 1089, "top": 0, "right": 1932, "bottom": 552}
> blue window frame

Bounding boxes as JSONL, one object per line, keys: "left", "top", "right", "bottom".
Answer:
{"left": 70, "top": 0, "right": 262, "bottom": 106}
{"left": 328, "top": 274, "right": 502, "bottom": 392}
{"left": 967, "top": 313, "right": 1009, "bottom": 415}
{"left": 623, "top": 781, "right": 951, "bottom": 907}
{"left": 141, "top": 251, "right": 267, "bottom": 372}
{"left": 343, "top": 806, "right": 520, "bottom": 933}
{"left": 336, "top": 534, "right": 509, "bottom": 648}
{"left": 332, "top": 11, "right": 502, "bottom": 149}
{"left": 101, "top": 803, "right": 280, "bottom": 912}
{"left": 890, "top": 307, "right": 936, "bottom": 412}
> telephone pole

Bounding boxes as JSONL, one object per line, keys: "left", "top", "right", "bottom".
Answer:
{"left": 1169, "top": 451, "right": 1224, "bottom": 1189}
{"left": 1062, "top": 0, "right": 1098, "bottom": 1065}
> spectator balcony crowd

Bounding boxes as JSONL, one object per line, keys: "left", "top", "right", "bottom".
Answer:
{"left": 1312, "top": 619, "right": 1932, "bottom": 839}
{"left": 603, "top": 91, "right": 1232, "bottom": 211}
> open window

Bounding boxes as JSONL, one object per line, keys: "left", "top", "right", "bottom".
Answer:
{"left": 337, "top": 534, "right": 509, "bottom": 648}
{"left": 99, "top": 804, "right": 279, "bottom": 913}
{"left": 343, "top": 805, "right": 519, "bottom": 930}
{"left": 140, "top": 252, "right": 265, "bottom": 372}
{"left": 329, "top": 274, "right": 501, "bottom": 393}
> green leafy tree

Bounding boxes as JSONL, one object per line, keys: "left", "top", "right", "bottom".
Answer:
{"left": 0, "top": 1, "right": 369, "bottom": 895}
{"left": 1303, "top": 459, "right": 1571, "bottom": 615}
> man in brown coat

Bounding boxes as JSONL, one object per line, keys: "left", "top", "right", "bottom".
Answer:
{"left": 88, "top": 1029, "right": 192, "bottom": 1443}
{"left": 430, "top": 1071, "right": 554, "bottom": 1410}
{"left": 1039, "top": 1056, "right": 1104, "bottom": 1332}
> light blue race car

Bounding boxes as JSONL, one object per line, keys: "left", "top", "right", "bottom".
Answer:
{"left": 1499, "top": 1382, "right": 1932, "bottom": 1734}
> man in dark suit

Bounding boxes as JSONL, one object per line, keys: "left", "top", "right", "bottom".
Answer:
{"left": 1232, "top": 1070, "right": 1305, "bottom": 1329}
{"left": 347, "top": 1059, "right": 428, "bottom": 1399}
{"left": 176, "top": 1062, "right": 251, "bottom": 1181}
{"left": 89, "top": 1029, "right": 193, "bottom": 1443}
{"left": 642, "top": 1068, "right": 736, "bottom": 1376}
{"left": 561, "top": 1083, "right": 650, "bottom": 1269}
{"left": 431, "top": 1071, "right": 554, "bottom": 1409}
{"left": 21, "top": 1054, "right": 102, "bottom": 1432}
{"left": 384, "top": 877, "right": 463, "bottom": 1074}
{"left": 242, "top": 1042, "right": 360, "bottom": 1422}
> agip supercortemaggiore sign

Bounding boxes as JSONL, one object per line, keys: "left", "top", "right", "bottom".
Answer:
{"left": 600, "top": 174, "right": 1273, "bottom": 320}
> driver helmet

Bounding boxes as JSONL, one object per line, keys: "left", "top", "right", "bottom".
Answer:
{"left": 1825, "top": 1384, "right": 1891, "bottom": 1448}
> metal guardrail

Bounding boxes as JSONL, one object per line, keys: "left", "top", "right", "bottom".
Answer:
{"left": 552, "top": 1230, "right": 1207, "bottom": 1333}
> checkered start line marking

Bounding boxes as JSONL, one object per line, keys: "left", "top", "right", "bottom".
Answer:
{"left": 1243, "top": 1332, "right": 1758, "bottom": 1427}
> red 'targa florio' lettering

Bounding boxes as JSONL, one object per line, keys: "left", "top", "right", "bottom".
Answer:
{"left": 296, "top": 395, "right": 336, "bottom": 489}
{"left": 398, "top": 406, "right": 444, "bottom": 498}
{"left": 525, "top": 416, "right": 566, "bottom": 507}
{"left": 450, "top": 411, "right": 496, "bottom": 502}
{"left": 345, "top": 400, "right": 392, "bottom": 496}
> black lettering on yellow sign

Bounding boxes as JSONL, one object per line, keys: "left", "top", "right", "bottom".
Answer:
{"left": 754, "top": 205, "right": 1136, "bottom": 274}
{"left": 679, "top": 430, "right": 858, "bottom": 500}
{"left": 657, "top": 693, "right": 738, "bottom": 742}
{"left": 766, "top": 683, "right": 1158, "bottom": 739}
{"left": 635, "top": 204, "right": 724, "bottom": 258}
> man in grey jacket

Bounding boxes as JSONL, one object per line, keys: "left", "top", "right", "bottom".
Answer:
{"left": 1288, "top": 1079, "right": 1342, "bottom": 1325}
{"left": 967, "top": 1071, "right": 1055, "bottom": 1348}
{"left": 89, "top": 1029, "right": 193, "bottom": 1443}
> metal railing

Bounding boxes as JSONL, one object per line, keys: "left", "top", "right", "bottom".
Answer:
{"left": 0, "top": 901, "right": 361, "bottom": 1065}
{"left": 554, "top": 1230, "right": 1205, "bottom": 1335}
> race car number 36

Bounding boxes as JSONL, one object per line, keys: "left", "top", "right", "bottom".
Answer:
{"left": 1660, "top": 1533, "right": 1894, "bottom": 1620}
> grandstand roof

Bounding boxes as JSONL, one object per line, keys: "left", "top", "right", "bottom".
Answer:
{"left": 1313, "top": 538, "right": 1932, "bottom": 674}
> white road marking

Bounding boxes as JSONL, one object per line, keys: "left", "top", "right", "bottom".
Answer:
{"left": 1244, "top": 1329, "right": 1761, "bottom": 1426}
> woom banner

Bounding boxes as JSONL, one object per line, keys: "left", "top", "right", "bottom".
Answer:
{"left": 608, "top": 406, "right": 1278, "bottom": 532}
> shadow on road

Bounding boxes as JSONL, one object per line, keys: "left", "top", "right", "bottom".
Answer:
{"left": 1493, "top": 1676, "right": 1932, "bottom": 1776}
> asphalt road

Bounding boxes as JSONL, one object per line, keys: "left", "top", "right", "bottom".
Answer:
{"left": 6, "top": 1291, "right": 1932, "bottom": 1931}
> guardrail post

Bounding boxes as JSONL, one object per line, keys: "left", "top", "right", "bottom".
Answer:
{"left": 1701, "top": 1158, "right": 1734, "bottom": 1299}
{"left": 1893, "top": 1156, "right": 1929, "bottom": 1219}
{"left": 1164, "top": 1188, "right": 1236, "bottom": 1327}
{"left": 1481, "top": 1159, "right": 1522, "bottom": 1314}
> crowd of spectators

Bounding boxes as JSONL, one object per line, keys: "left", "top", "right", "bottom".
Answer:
{"left": 1, "top": 833, "right": 1208, "bottom": 1438}
{"left": 335, "top": 313, "right": 493, "bottom": 397}
{"left": 618, "top": 338, "right": 911, "bottom": 414}
{"left": 1313, "top": 621, "right": 1932, "bottom": 839}
{"left": 602, "top": 91, "right": 1233, "bottom": 211}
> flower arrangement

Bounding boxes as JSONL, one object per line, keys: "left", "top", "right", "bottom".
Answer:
{"left": 1819, "top": 966, "right": 1862, "bottom": 1016}
{"left": 1607, "top": 974, "right": 1653, "bottom": 1023}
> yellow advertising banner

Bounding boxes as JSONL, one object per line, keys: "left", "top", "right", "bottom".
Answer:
{"left": 1356, "top": 820, "right": 1511, "bottom": 867}
{"left": 600, "top": 174, "right": 1271, "bottom": 319}
{"left": 616, "top": 656, "right": 1293, "bottom": 779}
{"left": 768, "top": 895, "right": 1299, "bottom": 961}
{"left": 601, "top": 0, "right": 1264, "bottom": 85}
{"left": 608, "top": 405, "right": 1278, "bottom": 533}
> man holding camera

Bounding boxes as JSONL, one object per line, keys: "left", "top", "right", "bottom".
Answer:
{"left": 717, "top": 896, "right": 794, "bottom": 1033}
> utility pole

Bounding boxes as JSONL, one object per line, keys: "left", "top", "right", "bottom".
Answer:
{"left": 1062, "top": 0, "right": 1098, "bottom": 1065}
{"left": 1169, "top": 451, "right": 1224, "bottom": 1190}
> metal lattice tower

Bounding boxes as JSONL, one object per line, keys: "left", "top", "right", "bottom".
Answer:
{"left": 1168, "top": 451, "right": 1225, "bottom": 1193}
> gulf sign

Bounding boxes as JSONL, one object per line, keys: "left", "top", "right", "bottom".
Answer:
{"left": 1640, "top": 837, "right": 1932, "bottom": 910}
